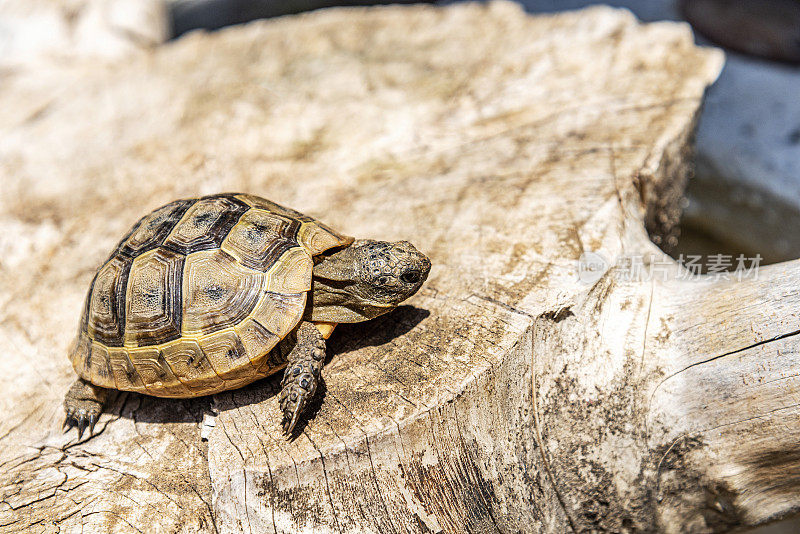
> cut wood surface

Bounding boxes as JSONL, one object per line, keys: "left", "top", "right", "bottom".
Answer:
{"left": 3, "top": 2, "right": 796, "bottom": 532}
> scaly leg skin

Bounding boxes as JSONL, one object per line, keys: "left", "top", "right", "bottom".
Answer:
{"left": 279, "top": 321, "right": 326, "bottom": 435}
{"left": 63, "top": 378, "right": 108, "bottom": 438}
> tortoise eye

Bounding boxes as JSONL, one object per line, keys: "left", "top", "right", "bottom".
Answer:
{"left": 400, "top": 271, "right": 421, "bottom": 284}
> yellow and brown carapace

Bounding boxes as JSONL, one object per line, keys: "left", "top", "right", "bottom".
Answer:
{"left": 63, "top": 193, "right": 431, "bottom": 437}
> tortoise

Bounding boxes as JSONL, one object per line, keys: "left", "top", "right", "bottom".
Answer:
{"left": 63, "top": 193, "right": 430, "bottom": 437}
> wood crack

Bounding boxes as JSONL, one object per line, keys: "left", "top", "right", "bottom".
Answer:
{"left": 530, "top": 328, "right": 578, "bottom": 534}
{"left": 652, "top": 327, "right": 800, "bottom": 399}
{"left": 471, "top": 294, "right": 534, "bottom": 319}
{"left": 304, "top": 434, "right": 342, "bottom": 534}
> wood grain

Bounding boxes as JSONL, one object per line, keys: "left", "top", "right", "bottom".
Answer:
{"left": 5, "top": 2, "right": 791, "bottom": 533}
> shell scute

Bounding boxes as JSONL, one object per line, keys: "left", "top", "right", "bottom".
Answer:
{"left": 128, "top": 348, "right": 191, "bottom": 397}
{"left": 264, "top": 247, "right": 314, "bottom": 294}
{"left": 221, "top": 209, "right": 300, "bottom": 271}
{"left": 88, "top": 342, "right": 116, "bottom": 389}
{"left": 116, "top": 199, "right": 195, "bottom": 257}
{"left": 87, "top": 256, "right": 131, "bottom": 347}
{"left": 124, "top": 247, "right": 184, "bottom": 347}
{"left": 108, "top": 349, "right": 147, "bottom": 393}
{"left": 235, "top": 194, "right": 310, "bottom": 220}
{"left": 70, "top": 334, "right": 91, "bottom": 379}
{"left": 163, "top": 196, "right": 249, "bottom": 255}
{"left": 182, "top": 249, "right": 263, "bottom": 336}
{"left": 199, "top": 329, "right": 255, "bottom": 382}
{"left": 297, "top": 220, "right": 355, "bottom": 256}
{"left": 234, "top": 194, "right": 353, "bottom": 255}
{"left": 249, "top": 291, "right": 307, "bottom": 341}
{"left": 159, "top": 339, "right": 224, "bottom": 393}
{"left": 235, "top": 318, "right": 282, "bottom": 370}
{"left": 73, "top": 193, "right": 350, "bottom": 397}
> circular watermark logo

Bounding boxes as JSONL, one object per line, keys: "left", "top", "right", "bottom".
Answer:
{"left": 577, "top": 251, "right": 609, "bottom": 284}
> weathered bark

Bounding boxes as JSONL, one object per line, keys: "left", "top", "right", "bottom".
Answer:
{"left": 3, "top": 2, "right": 794, "bottom": 533}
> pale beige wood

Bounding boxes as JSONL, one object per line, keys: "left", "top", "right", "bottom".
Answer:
{"left": 4, "top": 2, "right": 795, "bottom": 533}
{"left": 0, "top": 0, "right": 168, "bottom": 67}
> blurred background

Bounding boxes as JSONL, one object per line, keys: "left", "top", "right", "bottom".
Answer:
{"left": 174, "top": 2, "right": 800, "bottom": 530}
{"left": 203, "top": 0, "right": 800, "bottom": 275}
{"left": 2, "top": 0, "right": 798, "bottom": 531}
{"left": 165, "top": 0, "right": 800, "bottom": 273}
{"left": 6, "top": 0, "right": 795, "bottom": 268}
{"left": 501, "top": 0, "right": 800, "bottom": 273}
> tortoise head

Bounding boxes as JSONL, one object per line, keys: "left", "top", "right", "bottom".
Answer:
{"left": 305, "top": 239, "right": 431, "bottom": 323}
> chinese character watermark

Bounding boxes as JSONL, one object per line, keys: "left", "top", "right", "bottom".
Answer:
{"left": 575, "top": 252, "right": 761, "bottom": 284}
{"left": 577, "top": 251, "right": 609, "bottom": 284}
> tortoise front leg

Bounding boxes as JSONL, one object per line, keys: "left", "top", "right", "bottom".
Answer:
{"left": 63, "top": 378, "right": 108, "bottom": 438}
{"left": 279, "top": 321, "right": 326, "bottom": 435}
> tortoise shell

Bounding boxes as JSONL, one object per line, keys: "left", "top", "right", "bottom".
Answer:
{"left": 68, "top": 193, "right": 353, "bottom": 397}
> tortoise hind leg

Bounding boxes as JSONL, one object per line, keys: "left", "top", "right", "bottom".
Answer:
{"left": 63, "top": 378, "right": 108, "bottom": 438}
{"left": 279, "top": 321, "right": 326, "bottom": 436}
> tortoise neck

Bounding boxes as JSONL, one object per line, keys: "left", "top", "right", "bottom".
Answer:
{"left": 304, "top": 276, "right": 392, "bottom": 323}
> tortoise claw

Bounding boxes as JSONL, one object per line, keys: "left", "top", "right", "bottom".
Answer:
{"left": 63, "top": 410, "right": 98, "bottom": 440}
{"left": 77, "top": 416, "right": 87, "bottom": 439}
{"left": 279, "top": 384, "right": 308, "bottom": 436}
{"left": 63, "top": 409, "right": 75, "bottom": 432}
{"left": 62, "top": 411, "right": 101, "bottom": 439}
{"left": 62, "top": 378, "right": 106, "bottom": 439}
{"left": 282, "top": 407, "right": 302, "bottom": 436}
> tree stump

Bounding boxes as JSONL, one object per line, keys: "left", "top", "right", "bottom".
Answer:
{"left": 3, "top": 2, "right": 795, "bottom": 532}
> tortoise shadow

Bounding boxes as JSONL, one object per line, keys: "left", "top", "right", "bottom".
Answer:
{"left": 109, "top": 305, "right": 429, "bottom": 427}
{"left": 327, "top": 304, "right": 430, "bottom": 357}
{"left": 108, "top": 390, "right": 210, "bottom": 425}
